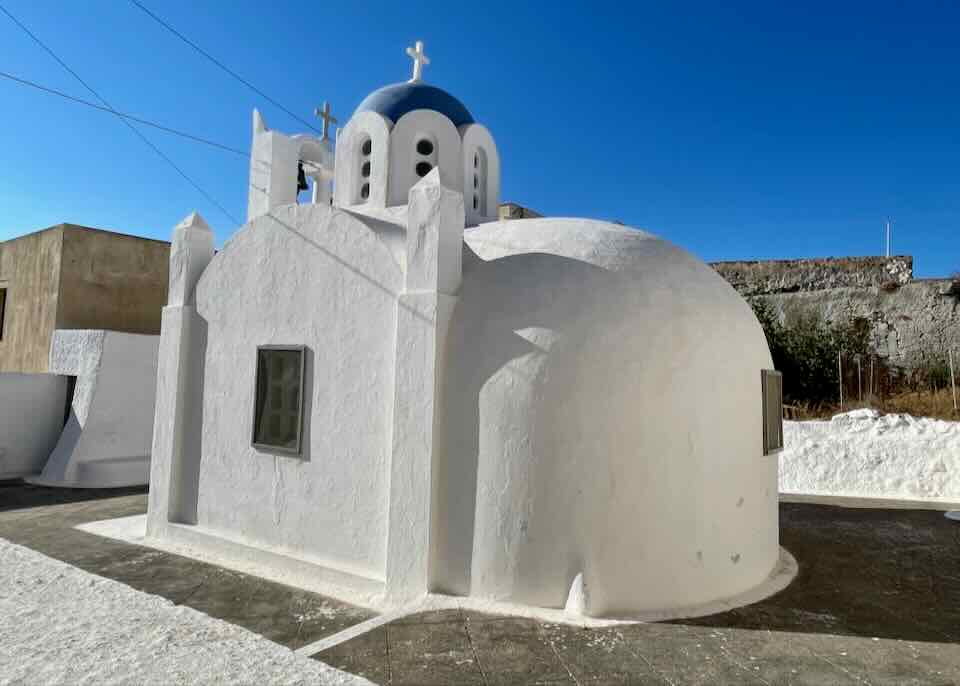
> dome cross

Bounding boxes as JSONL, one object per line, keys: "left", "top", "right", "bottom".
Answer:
{"left": 313, "top": 101, "right": 338, "bottom": 141}
{"left": 405, "top": 40, "right": 430, "bottom": 83}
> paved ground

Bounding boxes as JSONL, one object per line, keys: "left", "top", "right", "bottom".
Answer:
{"left": 0, "top": 481, "right": 374, "bottom": 651}
{"left": 316, "top": 505, "right": 960, "bottom": 685}
{"left": 2, "top": 481, "right": 959, "bottom": 684}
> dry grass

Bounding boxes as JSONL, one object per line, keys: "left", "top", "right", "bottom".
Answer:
{"left": 879, "top": 388, "right": 960, "bottom": 421}
{"left": 788, "top": 388, "right": 960, "bottom": 421}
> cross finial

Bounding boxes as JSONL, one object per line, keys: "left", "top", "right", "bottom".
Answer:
{"left": 406, "top": 40, "right": 430, "bottom": 83}
{"left": 313, "top": 101, "right": 337, "bottom": 141}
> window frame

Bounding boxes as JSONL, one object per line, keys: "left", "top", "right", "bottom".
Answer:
{"left": 0, "top": 286, "right": 6, "bottom": 341}
{"left": 250, "top": 344, "right": 306, "bottom": 456}
{"left": 761, "top": 369, "right": 784, "bottom": 456}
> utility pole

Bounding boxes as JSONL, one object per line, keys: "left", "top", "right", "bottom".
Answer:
{"left": 885, "top": 218, "right": 893, "bottom": 258}
{"left": 838, "top": 351, "right": 844, "bottom": 411}
{"left": 950, "top": 348, "right": 958, "bottom": 413}
{"left": 857, "top": 356, "right": 862, "bottom": 403}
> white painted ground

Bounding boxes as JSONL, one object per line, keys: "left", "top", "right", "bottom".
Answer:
{"left": 780, "top": 409, "right": 960, "bottom": 502}
{"left": 0, "top": 539, "right": 372, "bottom": 686}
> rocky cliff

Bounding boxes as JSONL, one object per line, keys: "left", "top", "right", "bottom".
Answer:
{"left": 711, "top": 256, "right": 959, "bottom": 368}
{"left": 712, "top": 255, "right": 914, "bottom": 295}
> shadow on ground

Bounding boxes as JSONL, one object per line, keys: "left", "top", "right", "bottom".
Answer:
{"left": 316, "top": 503, "right": 960, "bottom": 685}
{"left": 0, "top": 479, "right": 147, "bottom": 512}
{"left": 675, "top": 503, "right": 960, "bottom": 644}
{"left": 1, "top": 484, "right": 958, "bottom": 685}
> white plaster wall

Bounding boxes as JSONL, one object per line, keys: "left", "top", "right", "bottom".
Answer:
{"left": 247, "top": 110, "right": 279, "bottom": 222}
{"left": 434, "top": 218, "right": 780, "bottom": 617}
{"left": 34, "top": 330, "right": 158, "bottom": 488}
{"left": 384, "top": 171, "right": 465, "bottom": 603}
{"left": 0, "top": 373, "right": 66, "bottom": 478}
{"left": 193, "top": 203, "right": 402, "bottom": 582}
{"left": 48, "top": 329, "right": 105, "bottom": 425}
{"left": 147, "top": 305, "right": 205, "bottom": 534}
{"left": 388, "top": 110, "right": 462, "bottom": 207}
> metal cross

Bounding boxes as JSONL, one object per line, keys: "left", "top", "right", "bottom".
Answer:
{"left": 406, "top": 40, "right": 430, "bottom": 82}
{"left": 313, "top": 101, "right": 337, "bottom": 141}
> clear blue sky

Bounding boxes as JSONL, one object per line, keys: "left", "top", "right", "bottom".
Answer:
{"left": 1, "top": 1, "right": 958, "bottom": 276}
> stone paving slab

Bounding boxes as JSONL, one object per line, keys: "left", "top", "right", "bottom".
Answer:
{"left": 314, "top": 504, "right": 960, "bottom": 685}
{"left": 317, "top": 609, "right": 960, "bottom": 685}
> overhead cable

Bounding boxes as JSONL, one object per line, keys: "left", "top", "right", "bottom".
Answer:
{"left": 0, "top": 3, "right": 241, "bottom": 226}
{"left": 0, "top": 70, "right": 248, "bottom": 157}
{"left": 129, "top": 0, "right": 322, "bottom": 135}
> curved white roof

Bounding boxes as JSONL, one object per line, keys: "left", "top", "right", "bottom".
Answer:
{"left": 430, "top": 217, "right": 783, "bottom": 618}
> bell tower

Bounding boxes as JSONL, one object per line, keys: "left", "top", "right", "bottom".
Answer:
{"left": 246, "top": 109, "right": 335, "bottom": 222}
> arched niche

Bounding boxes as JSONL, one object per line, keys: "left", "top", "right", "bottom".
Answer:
{"left": 389, "top": 110, "right": 462, "bottom": 207}
{"left": 292, "top": 135, "right": 332, "bottom": 168}
{"left": 292, "top": 135, "right": 334, "bottom": 204}
{"left": 459, "top": 124, "right": 500, "bottom": 226}
{"left": 334, "top": 111, "right": 392, "bottom": 208}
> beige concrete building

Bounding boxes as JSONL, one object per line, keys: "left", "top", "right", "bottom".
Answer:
{"left": 498, "top": 201, "right": 542, "bottom": 220}
{"left": 0, "top": 224, "right": 169, "bottom": 373}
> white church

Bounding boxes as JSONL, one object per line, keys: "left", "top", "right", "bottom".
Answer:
{"left": 146, "top": 42, "right": 791, "bottom": 619}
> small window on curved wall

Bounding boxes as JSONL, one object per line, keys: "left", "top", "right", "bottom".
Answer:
{"left": 472, "top": 148, "right": 488, "bottom": 217}
{"left": 0, "top": 287, "right": 6, "bottom": 341}
{"left": 357, "top": 137, "right": 372, "bottom": 204}
{"left": 414, "top": 136, "right": 437, "bottom": 179}
{"left": 761, "top": 369, "right": 783, "bottom": 455}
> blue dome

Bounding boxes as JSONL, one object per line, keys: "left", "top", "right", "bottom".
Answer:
{"left": 354, "top": 82, "right": 474, "bottom": 127}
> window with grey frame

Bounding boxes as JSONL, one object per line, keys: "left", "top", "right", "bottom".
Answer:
{"left": 252, "top": 345, "right": 305, "bottom": 455}
{"left": 761, "top": 369, "right": 784, "bottom": 455}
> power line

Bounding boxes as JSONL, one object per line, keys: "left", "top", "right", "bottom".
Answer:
{"left": 129, "top": 0, "right": 322, "bottom": 135}
{"left": 0, "top": 70, "right": 248, "bottom": 157}
{"left": 0, "top": 3, "right": 241, "bottom": 226}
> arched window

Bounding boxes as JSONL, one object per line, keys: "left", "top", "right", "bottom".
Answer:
{"left": 335, "top": 111, "right": 392, "bottom": 208}
{"left": 459, "top": 123, "right": 499, "bottom": 225}
{"left": 358, "top": 136, "right": 372, "bottom": 203}
{"left": 414, "top": 136, "right": 438, "bottom": 179}
{"left": 388, "top": 111, "right": 460, "bottom": 207}
{"left": 471, "top": 148, "right": 488, "bottom": 216}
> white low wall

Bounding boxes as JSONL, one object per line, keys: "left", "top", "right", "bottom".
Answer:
{"left": 0, "top": 373, "right": 66, "bottom": 479}
{"left": 28, "top": 330, "right": 159, "bottom": 488}
{"left": 779, "top": 409, "right": 960, "bottom": 503}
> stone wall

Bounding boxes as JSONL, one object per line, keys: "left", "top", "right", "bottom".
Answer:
{"left": 711, "top": 256, "right": 913, "bottom": 296}
{"left": 498, "top": 202, "right": 542, "bottom": 220}
{"left": 711, "top": 255, "right": 959, "bottom": 368}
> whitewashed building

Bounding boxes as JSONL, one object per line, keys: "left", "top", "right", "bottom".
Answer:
{"left": 146, "top": 43, "right": 789, "bottom": 618}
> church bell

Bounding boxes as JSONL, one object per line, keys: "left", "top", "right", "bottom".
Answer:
{"left": 296, "top": 162, "right": 308, "bottom": 193}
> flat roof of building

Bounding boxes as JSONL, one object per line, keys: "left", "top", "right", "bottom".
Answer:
{"left": 0, "top": 223, "right": 170, "bottom": 246}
